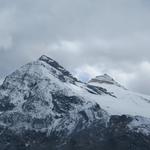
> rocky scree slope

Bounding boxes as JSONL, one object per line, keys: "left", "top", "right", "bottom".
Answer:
{"left": 0, "top": 55, "right": 150, "bottom": 150}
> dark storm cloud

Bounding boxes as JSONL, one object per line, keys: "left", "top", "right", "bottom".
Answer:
{"left": 0, "top": 0, "right": 150, "bottom": 95}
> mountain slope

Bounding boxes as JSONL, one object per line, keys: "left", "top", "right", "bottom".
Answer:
{"left": 88, "top": 74, "right": 150, "bottom": 118}
{"left": 0, "top": 55, "right": 150, "bottom": 150}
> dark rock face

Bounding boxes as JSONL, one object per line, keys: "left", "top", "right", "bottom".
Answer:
{"left": 0, "top": 115, "right": 150, "bottom": 150}
{"left": 0, "top": 127, "right": 59, "bottom": 150}
{"left": 0, "top": 99, "right": 15, "bottom": 111}
{"left": 87, "top": 85, "right": 117, "bottom": 98}
{"left": 51, "top": 94, "right": 83, "bottom": 114}
{"left": 62, "top": 115, "right": 150, "bottom": 150}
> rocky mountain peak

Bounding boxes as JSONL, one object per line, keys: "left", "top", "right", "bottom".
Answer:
{"left": 88, "top": 74, "right": 125, "bottom": 89}
{"left": 89, "top": 74, "right": 116, "bottom": 84}
{"left": 38, "top": 55, "right": 78, "bottom": 83}
{"left": 96, "top": 74, "right": 115, "bottom": 83}
{"left": 39, "top": 55, "right": 62, "bottom": 69}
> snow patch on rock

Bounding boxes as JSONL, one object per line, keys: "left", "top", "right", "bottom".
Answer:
{"left": 128, "top": 116, "right": 150, "bottom": 136}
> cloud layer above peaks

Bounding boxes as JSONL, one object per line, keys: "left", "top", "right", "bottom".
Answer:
{"left": 0, "top": 0, "right": 150, "bottom": 95}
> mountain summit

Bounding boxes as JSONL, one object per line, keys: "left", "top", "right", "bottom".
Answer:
{"left": 89, "top": 74, "right": 125, "bottom": 89}
{"left": 0, "top": 55, "right": 150, "bottom": 150}
{"left": 38, "top": 55, "right": 78, "bottom": 83}
{"left": 89, "top": 74, "right": 116, "bottom": 84}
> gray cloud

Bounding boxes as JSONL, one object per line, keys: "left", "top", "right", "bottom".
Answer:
{"left": 0, "top": 0, "right": 150, "bottom": 95}
{"left": 127, "top": 62, "right": 150, "bottom": 95}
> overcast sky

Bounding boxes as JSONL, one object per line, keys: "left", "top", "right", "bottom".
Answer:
{"left": 0, "top": 0, "right": 150, "bottom": 95}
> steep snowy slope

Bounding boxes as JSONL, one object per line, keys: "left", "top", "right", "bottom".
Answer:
{"left": 88, "top": 74, "right": 150, "bottom": 118}
{"left": 0, "top": 55, "right": 149, "bottom": 150}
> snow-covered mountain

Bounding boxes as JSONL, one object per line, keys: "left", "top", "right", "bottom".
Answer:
{"left": 0, "top": 55, "right": 150, "bottom": 150}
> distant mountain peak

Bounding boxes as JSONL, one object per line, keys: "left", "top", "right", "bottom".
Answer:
{"left": 89, "top": 74, "right": 116, "bottom": 84}
{"left": 96, "top": 74, "right": 115, "bottom": 82}
{"left": 88, "top": 73, "right": 126, "bottom": 89}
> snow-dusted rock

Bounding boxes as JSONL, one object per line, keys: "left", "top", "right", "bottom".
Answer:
{"left": 0, "top": 55, "right": 150, "bottom": 150}
{"left": 0, "top": 55, "right": 109, "bottom": 135}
